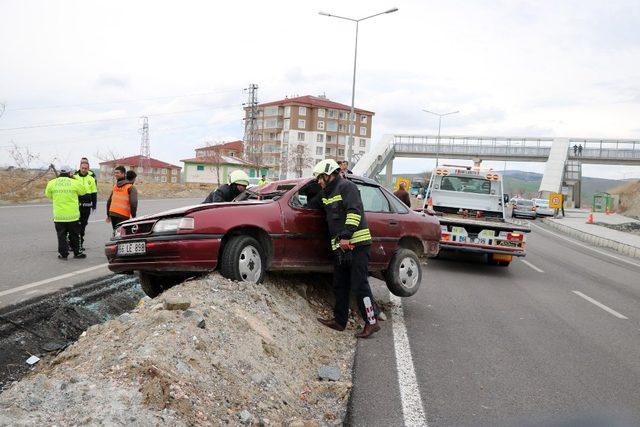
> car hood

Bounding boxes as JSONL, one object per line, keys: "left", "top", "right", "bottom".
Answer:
{"left": 132, "top": 200, "right": 273, "bottom": 221}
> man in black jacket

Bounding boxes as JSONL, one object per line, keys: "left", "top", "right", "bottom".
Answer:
{"left": 203, "top": 170, "right": 250, "bottom": 203}
{"left": 313, "top": 159, "right": 380, "bottom": 339}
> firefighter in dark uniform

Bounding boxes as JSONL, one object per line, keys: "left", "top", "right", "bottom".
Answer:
{"left": 313, "top": 159, "right": 380, "bottom": 338}
{"left": 202, "top": 170, "right": 250, "bottom": 203}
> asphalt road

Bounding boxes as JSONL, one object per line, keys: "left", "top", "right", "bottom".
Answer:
{"left": 0, "top": 198, "right": 202, "bottom": 308}
{"left": 351, "top": 221, "right": 640, "bottom": 427}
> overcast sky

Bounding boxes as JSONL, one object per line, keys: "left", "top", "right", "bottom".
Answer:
{"left": 1, "top": 0, "right": 640, "bottom": 179}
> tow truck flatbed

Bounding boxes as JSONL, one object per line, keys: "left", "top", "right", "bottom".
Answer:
{"left": 437, "top": 214, "right": 531, "bottom": 233}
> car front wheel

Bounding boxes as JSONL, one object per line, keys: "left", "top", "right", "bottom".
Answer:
{"left": 384, "top": 248, "right": 422, "bottom": 297}
{"left": 138, "top": 272, "right": 183, "bottom": 298}
{"left": 220, "top": 236, "right": 265, "bottom": 283}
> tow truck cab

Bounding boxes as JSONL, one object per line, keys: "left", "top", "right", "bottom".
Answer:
{"left": 425, "top": 166, "right": 531, "bottom": 266}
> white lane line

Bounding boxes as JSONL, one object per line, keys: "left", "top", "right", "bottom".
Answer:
{"left": 0, "top": 263, "right": 109, "bottom": 298}
{"left": 572, "top": 291, "right": 629, "bottom": 319}
{"left": 520, "top": 259, "right": 544, "bottom": 273}
{"left": 89, "top": 219, "right": 104, "bottom": 223}
{"left": 529, "top": 222, "right": 640, "bottom": 269}
{"left": 390, "top": 294, "right": 428, "bottom": 426}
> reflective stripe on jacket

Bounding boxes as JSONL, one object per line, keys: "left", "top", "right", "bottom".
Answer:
{"left": 44, "top": 176, "right": 87, "bottom": 222}
{"left": 321, "top": 175, "right": 371, "bottom": 251}
{"left": 108, "top": 183, "right": 132, "bottom": 218}
{"left": 73, "top": 172, "right": 98, "bottom": 208}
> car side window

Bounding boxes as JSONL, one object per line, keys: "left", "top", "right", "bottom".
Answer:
{"left": 357, "top": 184, "right": 391, "bottom": 213}
{"left": 290, "top": 181, "right": 322, "bottom": 210}
{"left": 386, "top": 191, "right": 410, "bottom": 213}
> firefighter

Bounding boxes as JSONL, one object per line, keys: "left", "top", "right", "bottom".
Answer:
{"left": 313, "top": 159, "right": 380, "bottom": 338}
{"left": 74, "top": 160, "right": 98, "bottom": 251}
{"left": 106, "top": 166, "right": 138, "bottom": 230}
{"left": 203, "top": 170, "right": 249, "bottom": 203}
{"left": 45, "top": 165, "right": 87, "bottom": 259}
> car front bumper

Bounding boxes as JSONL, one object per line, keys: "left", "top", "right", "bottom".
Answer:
{"left": 105, "top": 234, "right": 222, "bottom": 274}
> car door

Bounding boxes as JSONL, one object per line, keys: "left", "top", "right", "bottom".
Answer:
{"left": 281, "top": 181, "right": 333, "bottom": 269}
{"left": 355, "top": 183, "right": 403, "bottom": 267}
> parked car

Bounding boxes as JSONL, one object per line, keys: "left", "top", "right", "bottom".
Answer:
{"left": 532, "top": 198, "right": 554, "bottom": 216}
{"left": 510, "top": 198, "right": 537, "bottom": 219}
{"left": 106, "top": 175, "right": 442, "bottom": 298}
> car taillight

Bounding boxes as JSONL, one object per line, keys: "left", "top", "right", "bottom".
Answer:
{"left": 442, "top": 233, "right": 451, "bottom": 241}
{"left": 507, "top": 233, "right": 523, "bottom": 242}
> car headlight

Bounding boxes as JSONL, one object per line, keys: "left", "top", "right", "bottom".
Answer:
{"left": 114, "top": 226, "right": 123, "bottom": 239}
{"left": 153, "top": 217, "right": 195, "bottom": 233}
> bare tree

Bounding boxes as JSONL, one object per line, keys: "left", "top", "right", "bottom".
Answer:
{"left": 95, "top": 147, "right": 122, "bottom": 162}
{"left": 289, "top": 143, "right": 315, "bottom": 178}
{"left": 8, "top": 141, "right": 40, "bottom": 170}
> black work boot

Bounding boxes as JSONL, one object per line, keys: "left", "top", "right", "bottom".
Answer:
{"left": 317, "top": 317, "right": 346, "bottom": 332}
{"left": 355, "top": 322, "right": 380, "bottom": 338}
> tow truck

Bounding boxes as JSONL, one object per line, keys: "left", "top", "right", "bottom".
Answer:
{"left": 423, "top": 165, "right": 531, "bottom": 266}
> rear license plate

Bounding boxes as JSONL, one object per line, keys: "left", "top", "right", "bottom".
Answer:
{"left": 117, "top": 241, "right": 146, "bottom": 256}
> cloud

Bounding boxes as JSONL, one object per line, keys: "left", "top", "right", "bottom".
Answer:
{"left": 95, "top": 74, "right": 130, "bottom": 90}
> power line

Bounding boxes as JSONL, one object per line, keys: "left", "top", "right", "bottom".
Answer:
{"left": 6, "top": 88, "right": 241, "bottom": 112}
{"left": 0, "top": 103, "right": 240, "bottom": 132}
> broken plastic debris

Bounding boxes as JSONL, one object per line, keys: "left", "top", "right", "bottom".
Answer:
{"left": 26, "top": 355, "right": 40, "bottom": 365}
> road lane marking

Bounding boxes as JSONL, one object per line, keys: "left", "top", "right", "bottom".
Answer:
{"left": 520, "top": 259, "right": 544, "bottom": 273}
{"left": 89, "top": 219, "right": 104, "bottom": 223}
{"left": 572, "top": 291, "right": 629, "bottom": 319}
{"left": 390, "top": 294, "right": 428, "bottom": 426}
{"left": 0, "top": 263, "right": 109, "bottom": 298}
{"left": 529, "top": 222, "right": 640, "bottom": 269}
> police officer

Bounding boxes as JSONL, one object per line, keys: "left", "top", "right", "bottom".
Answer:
{"left": 203, "top": 170, "right": 250, "bottom": 203}
{"left": 74, "top": 160, "right": 98, "bottom": 251}
{"left": 313, "top": 159, "right": 380, "bottom": 338}
{"left": 45, "top": 165, "right": 87, "bottom": 259}
{"left": 258, "top": 174, "right": 268, "bottom": 186}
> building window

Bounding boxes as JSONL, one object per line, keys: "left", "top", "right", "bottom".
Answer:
{"left": 264, "top": 106, "right": 279, "bottom": 116}
{"left": 265, "top": 119, "right": 278, "bottom": 128}
{"left": 359, "top": 138, "right": 366, "bottom": 147}
{"left": 172, "top": 169, "right": 177, "bottom": 175}
{"left": 284, "top": 106, "right": 291, "bottom": 117}
{"left": 318, "top": 109, "right": 325, "bottom": 118}
{"left": 338, "top": 124, "right": 345, "bottom": 132}
{"left": 326, "top": 147, "right": 332, "bottom": 155}
{"left": 171, "top": 176, "right": 177, "bottom": 183}
{"left": 338, "top": 111, "right": 346, "bottom": 120}
{"left": 360, "top": 126, "right": 367, "bottom": 136}
{"left": 327, "top": 109, "right": 337, "bottom": 118}
{"left": 161, "top": 176, "right": 167, "bottom": 183}
{"left": 155, "top": 176, "right": 160, "bottom": 182}
{"left": 326, "top": 135, "right": 333, "bottom": 142}
{"left": 361, "top": 115, "right": 367, "bottom": 123}
{"left": 162, "top": 168, "right": 168, "bottom": 174}
{"left": 326, "top": 121, "right": 338, "bottom": 132}
{"left": 297, "top": 132, "right": 305, "bottom": 141}
{"left": 283, "top": 131, "right": 289, "bottom": 142}
{"left": 284, "top": 119, "right": 290, "bottom": 130}
{"left": 317, "top": 120, "right": 325, "bottom": 130}
{"left": 299, "top": 106, "right": 306, "bottom": 116}
{"left": 316, "top": 134, "right": 324, "bottom": 143}
{"left": 197, "top": 165, "right": 204, "bottom": 171}
{"left": 338, "top": 135, "right": 346, "bottom": 144}
{"left": 297, "top": 119, "right": 305, "bottom": 129}
{"left": 338, "top": 149, "right": 345, "bottom": 156}
{"left": 349, "top": 124, "right": 355, "bottom": 133}
{"left": 316, "top": 147, "right": 323, "bottom": 155}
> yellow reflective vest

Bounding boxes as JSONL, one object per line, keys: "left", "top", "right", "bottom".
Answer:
{"left": 45, "top": 176, "right": 87, "bottom": 222}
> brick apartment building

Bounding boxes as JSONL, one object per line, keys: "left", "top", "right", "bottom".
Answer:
{"left": 98, "top": 155, "right": 182, "bottom": 183}
{"left": 244, "top": 95, "right": 374, "bottom": 178}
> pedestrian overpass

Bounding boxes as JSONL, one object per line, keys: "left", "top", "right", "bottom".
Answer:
{"left": 352, "top": 134, "right": 640, "bottom": 208}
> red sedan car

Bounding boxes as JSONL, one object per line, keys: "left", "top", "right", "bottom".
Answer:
{"left": 105, "top": 175, "right": 441, "bottom": 298}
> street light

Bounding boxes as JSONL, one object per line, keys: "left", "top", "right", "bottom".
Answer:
{"left": 422, "top": 109, "right": 459, "bottom": 167}
{"left": 319, "top": 7, "right": 398, "bottom": 164}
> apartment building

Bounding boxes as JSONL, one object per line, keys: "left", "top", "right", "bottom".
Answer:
{"left": 245, "top": 95, "right": 374, "bottom": 178}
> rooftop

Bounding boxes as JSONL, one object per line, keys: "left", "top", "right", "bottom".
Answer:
{"left": 99, "top": 155, "right": 181, "bottom": 169}
{"left": 257, "top": 95, "right": 374, "bottom": 115}
{"left": 194, "top": 140, "right": 243, "bottom": 152}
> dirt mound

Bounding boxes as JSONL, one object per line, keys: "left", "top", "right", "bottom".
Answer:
{"left": 0, "top": 274, "right": 357, "bottom": 425}
{"left": 610, "top": 180, "right": 640, "bottom": 218}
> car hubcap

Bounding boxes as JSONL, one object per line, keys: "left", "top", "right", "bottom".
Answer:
{"left": 238, "top": 245, "right": 262, "bottom": 283}
{"left": 398, "top": 257, "right": 419, "bottom": 289}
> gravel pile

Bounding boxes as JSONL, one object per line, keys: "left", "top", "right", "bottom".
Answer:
{"left": 0, "top": 273, "right": 358, "bottom": 426}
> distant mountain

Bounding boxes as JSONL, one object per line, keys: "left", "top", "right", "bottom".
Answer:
{"left": 379, "top": 170, "right": 625, "bottom": 206}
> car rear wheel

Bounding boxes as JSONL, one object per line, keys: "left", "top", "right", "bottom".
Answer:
{"left": 220, "top": 236, "right": 265, "bottom": 283}
{"left": 384, "top": 248, "right": 422, "bottom": 297}
{"left": 138, "top": 272, "right": 183, "bottom": 298}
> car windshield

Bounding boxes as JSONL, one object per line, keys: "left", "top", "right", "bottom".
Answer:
{"left": 235, "top": 183, "right": 296, "bottom": 202}
{"left": 516, "top": 199, "right": 534, "bottom": 206}
{"left": 440, "top": 176, "right": 492, "bottom": 194}
{"left": 535, "top": 199, "right": 549, "bottom": 207}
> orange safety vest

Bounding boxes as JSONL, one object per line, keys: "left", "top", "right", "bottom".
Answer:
{"left": 109, "top": 183, "right": 132, "bottom": 218}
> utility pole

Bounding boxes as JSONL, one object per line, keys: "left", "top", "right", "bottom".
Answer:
{"left": 243, "top": 84, "right": 259, "bottom": 168}
{"left": 138, "top": 116, "right": 150, "bottom": 182}
{"left": 422, "top": 109, "right": 459, "bottom": 168}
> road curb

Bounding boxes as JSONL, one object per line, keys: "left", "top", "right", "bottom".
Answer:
{"left": 542, "top": 218, "right": 640, "bottom": 259}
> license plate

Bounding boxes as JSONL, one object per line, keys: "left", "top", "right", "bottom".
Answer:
{"left": 117, "top": 241, "right": 146, "bottom": 256}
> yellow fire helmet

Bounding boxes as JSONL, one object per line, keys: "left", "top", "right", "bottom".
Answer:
{"left": 312, "top": 159, "right": 340, "bottom": 177}
{"left": 229, "top": 170, "right": 250, "bottom": 186}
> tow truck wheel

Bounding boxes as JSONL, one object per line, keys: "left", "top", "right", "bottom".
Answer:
{"left": 138, "top": 272, "right": 183, "bottom": 298}
{"left": 384, "top": 248, "right": 422, "bottom": 297}
{"left": 221, "top": 236, "right": 265, "bottom": 284}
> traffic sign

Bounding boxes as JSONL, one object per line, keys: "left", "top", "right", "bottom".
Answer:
{"left": 549, "top": 193, "right": 563, "bottom": 209}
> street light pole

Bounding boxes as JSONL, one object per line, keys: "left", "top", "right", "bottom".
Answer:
{"left": 422, "top": 109, "right": 459, "bottom": 168}
{"left": 319, "top": 8, "right": 398, "bottom": 164}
